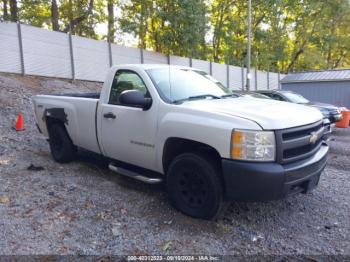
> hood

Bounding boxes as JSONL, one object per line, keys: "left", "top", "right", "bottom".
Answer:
{"left": 305, "top": 102, "right": 339, "bottom": 111}
{"left": 181, "top": 97, "right": 323, "bottom": 130}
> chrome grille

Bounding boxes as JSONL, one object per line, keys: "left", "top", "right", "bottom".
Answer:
{"left": 275, "top": 121, "right": 324, "bottom": 164}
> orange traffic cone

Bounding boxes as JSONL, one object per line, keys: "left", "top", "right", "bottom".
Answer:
{"left": 14, "top": 113, "right": 25, "bottom": 131}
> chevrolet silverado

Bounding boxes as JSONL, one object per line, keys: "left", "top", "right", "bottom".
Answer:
{"left": 33, "top": 64, "right": 329, "bottom": 219}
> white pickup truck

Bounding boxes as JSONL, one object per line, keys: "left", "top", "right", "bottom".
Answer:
{"left": 33, "top": 64, "right": 328, "bottom": 219}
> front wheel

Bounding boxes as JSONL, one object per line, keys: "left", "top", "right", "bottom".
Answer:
{"left": 48, "top": 123, "right": 76, "bottom": 163}
{"left": 166, "top": 153, "right": 224, "bottom": 220}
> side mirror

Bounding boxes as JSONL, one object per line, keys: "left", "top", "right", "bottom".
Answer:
{"left": 119, "top": 90, "right": 152, "bottom": 110}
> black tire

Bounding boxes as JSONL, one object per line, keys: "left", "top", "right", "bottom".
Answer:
{"left": 48, "top": 123, "right": 76, "bottom": 163}
{"left": 166, "top": 152, "right": 224, "bottom": 220}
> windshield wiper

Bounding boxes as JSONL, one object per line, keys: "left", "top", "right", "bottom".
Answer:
{"left": 173, "top": 94, "right": 221, "bottom": 104}
{"left": 221, "top": 93, "right": 240, "bottom": 98}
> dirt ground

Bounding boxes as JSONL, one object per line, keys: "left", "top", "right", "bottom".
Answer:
{"left": 0, "top": 72, "right": 349, "bottom": 257}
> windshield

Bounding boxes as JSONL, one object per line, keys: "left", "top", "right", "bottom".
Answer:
{"left": 283, "top": 92, "right": 309, "bottom": 104}
{"left": 146, "top": 68, "right": 231, "bottom": 103}
{"left": 243, "top": 93, "right": 271, "bottom": 99}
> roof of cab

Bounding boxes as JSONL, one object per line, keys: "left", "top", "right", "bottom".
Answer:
{"left": 110, "top": 64, "right": 196, "bottom": 71}
{"left": 257, "top": 90, "right": 294, "bottom": 93}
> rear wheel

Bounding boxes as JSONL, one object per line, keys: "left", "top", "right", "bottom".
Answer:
{"left": 166, "top": 153, "right": 224, "bottom": 220}
{"left": 48, "top": 123, "right": 76, "bottom": 163}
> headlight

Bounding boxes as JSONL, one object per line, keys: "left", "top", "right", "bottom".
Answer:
{"left": 231, "top": 129, "right": 276, "bottom": 161}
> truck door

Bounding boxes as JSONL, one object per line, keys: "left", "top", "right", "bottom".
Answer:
{"left": 98, "top": 69, "right": 158, "bottom": 171}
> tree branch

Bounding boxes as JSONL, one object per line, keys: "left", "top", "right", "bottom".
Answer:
{"left": 63, "top": 0, "right": 94, "bottom": 33}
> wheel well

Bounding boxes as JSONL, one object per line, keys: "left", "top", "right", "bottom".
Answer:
{"left": 45, "top": 116, "right": 77, "bottom": 152}
{"left": 46, "top": 116, "right": 65, "bottom": 130}
{"left": 45, "top": 117, "right": 74, "bottom": 143}
{"left": 162, "top": 137, "right": 222, "bottom": 174}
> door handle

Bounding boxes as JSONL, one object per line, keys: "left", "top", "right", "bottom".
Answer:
{"left": 103, "top": 112, "right": 116, "bottom": 119}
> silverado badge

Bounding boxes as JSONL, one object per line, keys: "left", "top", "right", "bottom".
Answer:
{"left": 310, "top": 132, "right": 318, "bottom": 144}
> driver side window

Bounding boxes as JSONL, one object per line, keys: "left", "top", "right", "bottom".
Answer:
{"left": 109, "top": 70, "right": 148, "bottom": 105}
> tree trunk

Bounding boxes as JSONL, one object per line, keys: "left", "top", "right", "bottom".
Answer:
{"left": 287, "top": 46, "right": 304, "bottom": 72}
{"left": 107, "top": 0, "right": 115, "bottom": 43}
{"left": 212, "top": 0, "right": 234, "bottom": 62}
{"left": 332, "top": 50, "right": 346, "bottom": 69}
{"left": 63, "top": 0, "right": 94, "bottom": 33}
{"left": 51, "top": 0, "right": 59, "bottom": 31}
{"left": 212, "top": 2, "right": 225, "bottom": 62}
{"left": 3, "top": 0, "right": 9, "bottom": 20}
{"left": 9, "top": 0, "right": 17, "bottom": 22}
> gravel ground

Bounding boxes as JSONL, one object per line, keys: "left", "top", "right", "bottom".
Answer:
{"left": 0, "top": 72, "right": 349, "bottom": 257}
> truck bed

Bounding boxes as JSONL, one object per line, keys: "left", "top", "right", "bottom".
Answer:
{"left": 51, "top": 92, "right": 101, "bottom": 99}
{"left": 32, "top": 94, "right": 101, "bottom": 154}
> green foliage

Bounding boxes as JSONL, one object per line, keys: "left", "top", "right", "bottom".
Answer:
{"left": 119, "top": 0, "right": 207, "bottom": 57}
{"left": 1, "top": 0, "right": 350, "bottom": 73}
{"left": 19, "top": 0, "right": 51, "bottom": 27}
{"left": 208, "top": 0, "right": 350, "bottom": 72}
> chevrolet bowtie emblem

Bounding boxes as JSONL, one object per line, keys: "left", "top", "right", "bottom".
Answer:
{"left": 310, "top": 132, "right": 318, "bottom": 144}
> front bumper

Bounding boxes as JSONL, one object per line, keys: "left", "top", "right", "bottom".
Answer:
{"left": 222, "top": 143, "right": 329, "bottom": 201}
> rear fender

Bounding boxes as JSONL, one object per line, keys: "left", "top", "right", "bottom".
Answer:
{"left": 33, "top": 96, "right": 78, "bottom": 142}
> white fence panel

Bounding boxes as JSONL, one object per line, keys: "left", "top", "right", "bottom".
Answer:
{"left": 229, "top": 65, "right": 243, "bottom": 90}
{"left": 256, "top": 70, "right": 268, "bottom": 90}
{"left": 269, "top": 73, "right": 279, "bottom": 90}
{"left": 0, "top": 22, "right": 21, "bottom": 74}
{"left": 212, "top": 62, "right": 227, "bottom": 87}
{"left": 143, "top": 50, "right": 167, "bottom": 64}
{"left": 21, "top": 24, "right": 72, "bottom": 78}
{"left": 169, "top": 55, "right": 189, "bottom": 66}
{"left": 0, "top": 22, "right": 284, "bottom": 87}
{"left": 111, "top": 44, "right": 140, "bottom": 65}
{"left": 73, "top": 35, "right": 109, "bottom": 82}
{"left": 192, "top": 59, "right": 210, "bottom": 74}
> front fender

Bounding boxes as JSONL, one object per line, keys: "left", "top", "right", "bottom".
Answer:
{"left": 156, "top": 111, "right": 261, "bottom": 173}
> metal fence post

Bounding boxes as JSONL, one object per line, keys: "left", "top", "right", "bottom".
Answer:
{"left": 267, "top": 71, "right": 270, "bottom": 90}
{"left": 189, "top": 57, "right": 192, "bottom": 67}
{"left": 209, "top": 60, "right": 212, "bottom": 75}
{"left": 68, "top": 29, "right": 75, "bottom": 80}
{"left": 167, "top": 54, "right": 170, "bottom": 65}
{"left": 140, "top": 48, "right": 144, "bottom": 64}
{"left": 16, "top": 22, "right": 25, "bottom": 75}
{"left": 108, "top": 41, "right": 113, "bottom": 67}
{"left": 226, "top": 64, "right": 230, "bottom": 89}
